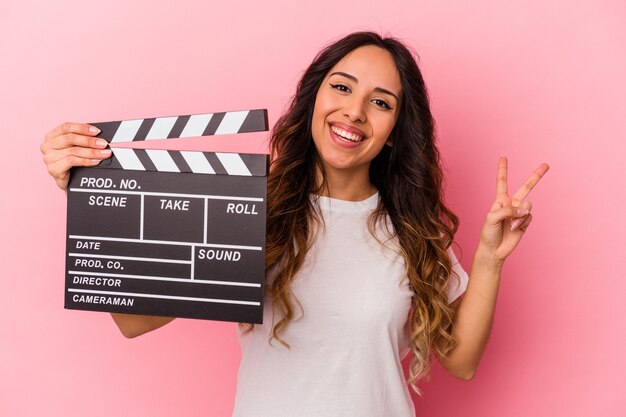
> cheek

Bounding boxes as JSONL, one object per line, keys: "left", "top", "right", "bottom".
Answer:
{"left": 313, "top": 90, "right": 335, "bottom": 118}
{"left": 311, "top": 94, "right": 325, "bottom": 126}
{"left": 311, "top": 103, "right": 323, "bottom": 142}
{"left": 311, "top": 91, "right": 336, "bottom": 139}
{"left": 372, "top": 116, "right": 397, "bottom": 141}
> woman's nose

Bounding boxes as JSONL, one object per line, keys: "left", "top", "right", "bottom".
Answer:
{"left": 343, "top": 97, "right": 367, "bottom": 123}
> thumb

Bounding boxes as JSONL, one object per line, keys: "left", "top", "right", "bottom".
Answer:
{"left": 486, "top": 204, "right": 529, "bottom": 226}
{"left": 490, "top": 201, "right": 503, "bottom": 211}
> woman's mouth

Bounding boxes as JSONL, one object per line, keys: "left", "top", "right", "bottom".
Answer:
{"left": 330, "top": 125, "right": 365, "bottom": 143}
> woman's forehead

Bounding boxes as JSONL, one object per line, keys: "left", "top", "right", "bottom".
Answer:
{"left": 327, "top": 45, "right": 402, "bottom": 96}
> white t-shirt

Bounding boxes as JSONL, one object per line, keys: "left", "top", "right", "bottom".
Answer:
{"left": 233, "top": 193, "right": 468, "bottom": 417}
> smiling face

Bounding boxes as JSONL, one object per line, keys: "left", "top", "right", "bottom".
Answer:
{"left": 311, "top": 45, "right": 402, "bottom": 196}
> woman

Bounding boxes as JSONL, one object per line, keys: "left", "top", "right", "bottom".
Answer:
{"left": 41, "top": 32, "right": 548, "bottom": 416}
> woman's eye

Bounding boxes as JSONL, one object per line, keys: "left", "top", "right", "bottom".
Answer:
{"left": 372, "top": 99, "right": 392, "bottom": 110}
{"left": 330, "top": 83, "right": 350, "bottom": 93}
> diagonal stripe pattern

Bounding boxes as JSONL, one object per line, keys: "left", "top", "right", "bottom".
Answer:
{"left": 94, "top": 109, "right": 268, "bottom": 143}
{"left": 104, "top": 149, "right": 267, "bottom": 177}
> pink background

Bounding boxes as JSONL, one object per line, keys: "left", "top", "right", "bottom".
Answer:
{"left": 1, "top": 1, "right": 624, "bottom": 416}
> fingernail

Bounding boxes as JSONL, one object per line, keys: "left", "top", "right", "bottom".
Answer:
{"left": 511, "top": 219, "right": 522, "bottom": 231}
{"left": 96, "top": 139, "right": 107, "bottom": 147}
{"left": 89, "top": 126, "right": 101, "bottom": 134}
{"left": 516, "top": 207, "right": 529, "bottom": 216}
{"left": 90, "top": 159, "right": 101, "bottom": 164}
{"left": 100, "top": 149, "right": 112, "bottom": 155}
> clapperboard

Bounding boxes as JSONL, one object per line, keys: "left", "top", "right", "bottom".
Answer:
{"left": 65, "top": 109, "right": 269, "bottom": 323}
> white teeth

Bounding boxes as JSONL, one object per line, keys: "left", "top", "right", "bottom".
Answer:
{"left": 331, "top": 126, "right": 364, "bottom": 142}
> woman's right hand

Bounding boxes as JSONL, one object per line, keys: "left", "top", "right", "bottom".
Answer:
{"left": 40, "top": 122, "right": 112, "bottom": 191}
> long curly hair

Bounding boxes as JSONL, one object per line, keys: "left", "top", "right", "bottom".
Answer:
{"left": 242, "top": 31, "right": 460, "bottom": 393}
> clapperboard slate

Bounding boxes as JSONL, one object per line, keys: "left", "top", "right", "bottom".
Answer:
{"left": 65, "top": 109, "right": 269, "bottom": 323}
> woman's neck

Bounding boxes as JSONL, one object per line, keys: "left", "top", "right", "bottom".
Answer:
{"left": 316, "top": 168, "right": 377, "bottom": 201}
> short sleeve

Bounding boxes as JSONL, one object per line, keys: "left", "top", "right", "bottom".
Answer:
{"left": 446, "top": 247, "right": 469, "bottom": 303}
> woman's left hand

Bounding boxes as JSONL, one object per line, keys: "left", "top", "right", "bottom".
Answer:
{"left": 478, "top": 157, "right": 550, "bottom": 263}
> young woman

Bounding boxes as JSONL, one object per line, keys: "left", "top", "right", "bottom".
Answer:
{"left": 41, "top": 32, "right": 548, "bottom": 416}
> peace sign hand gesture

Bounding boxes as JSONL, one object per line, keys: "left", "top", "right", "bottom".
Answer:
{"left": 478, "top": 157, "right": 550, "bottom": 264}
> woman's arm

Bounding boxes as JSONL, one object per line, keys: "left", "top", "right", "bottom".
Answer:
{"left": 438, "top": 157, "right": 549, "bottom": 380}
{"left": 438, "top": 250, "right": 503, "bottom": 380}
{"left": 111, "top": 314, "right": 176, "bottom": 338}
{"left": 42, "top": 122, "right": 177, "bottom": 338}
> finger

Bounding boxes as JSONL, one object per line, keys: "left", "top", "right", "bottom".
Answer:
{"left": 495, "top": 156, "right": 509, "bottom": 201}
{"left": 485, "top": 204, "right": 529, "bottom": 226}
{"left": 510, "top": 201, "right": 533, "bottom": 231}
{"left": 512, "top": 163, "right": 550, "bottom": 201}
{"left": 511, "top": 213, "right": 533, "bottom": 232}
{"left": 47, "top": 154, "right": 102, "bottom": 179}
{"left": 44, "top": 148, "right": 111, "bottom": 191}
{"left": 489, "top": 201, "right": 503, "bottom": 211}
{"left": 518, "top": 200, "right": 532, "bottom": 212}
{"left": 44, "top": 132, "right": 109, "bottom": 151}
{"left": 45, "top": 122, "right": 101, "bottom": 142}
{"left": 44, "top": 146, "right": 112, "bottom": 166}
{"left": 47, "top": 156, "right": 102, "bottom": 190}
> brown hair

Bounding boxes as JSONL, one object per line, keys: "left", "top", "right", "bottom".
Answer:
{"left": 242, "top": 31, "right": 460, "bottom": 393}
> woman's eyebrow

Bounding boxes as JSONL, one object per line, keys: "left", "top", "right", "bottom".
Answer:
{"left": 329, "top": 71, "right": 399, "bottom": 102}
